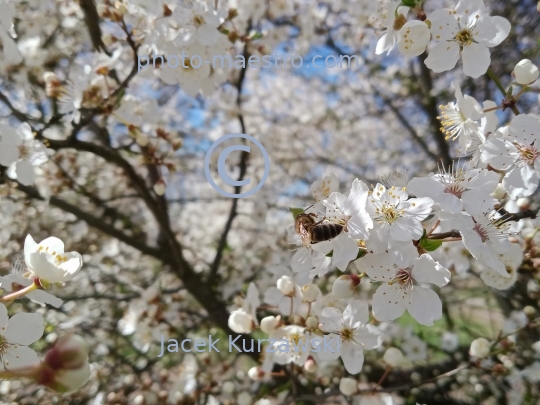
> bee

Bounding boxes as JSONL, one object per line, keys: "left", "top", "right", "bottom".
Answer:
{"left": 295, "top": 212, "right": 345, "bottom": 246}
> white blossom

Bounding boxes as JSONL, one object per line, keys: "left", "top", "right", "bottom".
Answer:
{"left": 383, "top": 347, "right": 405, "bottom": 367}
{"left": 0, "top": 123, "right": 48, "bottom": 185}
{"left": 513, "top": 59, "right": 539, "bottom": 85}
{"left": 339, "top": 377, "right": 359, "bottom": 396}
{"left": 425, "top": 0, "right": 511, "bottom": 78}
{"left": 470, "top": 337, "right": 491, "bottom": 358}
{"left": 480, "top": 114, "right": 540, "bottom": 199}
{"left": 362, "top": 252, "right": 451, "bottom": 325}
{"left": 319, "top": 300, "right": 383, "bottom": 374}
{"left": 366, "top": 184, "right": 433, "bottom": 252}
{"left": 398, "top": 21, "right": 430, "bottom": 57}
{"left": 408, "top": 165, "right": 498, "bottom": 216}
{"left": 24, "top": 235, "right": 83, "bottom": 283}
{"left": 375, "top": 1, "right": 409, "bottom": 55}
{"left": 0, "top": 303, "right": 44, "bottom": 370}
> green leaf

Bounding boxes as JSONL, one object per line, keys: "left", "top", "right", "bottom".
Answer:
{"left": 290, "top": 207, "right": 305, "bottom": 219}
{"left": 418, "top": 230, "right": 443, "bottom": 252}
{"left": 326, "top": 251, "right": 333, "bottom": 257}
{"left": 114, "top": 88, "right": 125, "bottom": 108}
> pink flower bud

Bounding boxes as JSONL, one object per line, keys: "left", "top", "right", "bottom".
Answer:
{"left": 44, "top": 334, "right": 89, "bottom": 370}
{"left": 34, "top": 334, "right": 91, "bottom": 393}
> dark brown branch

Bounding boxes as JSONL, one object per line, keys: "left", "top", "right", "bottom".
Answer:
{"left": 417, "top": 53, "right": 453, "bottom": 168}
{"left": 14, "top": 182, "right": 163, "bottom": 259}
{"left": 209, "top": 23, "right": 252, "bottom": 281}
{"left": 78, "top": 0, "right": 110, "bottom": 55}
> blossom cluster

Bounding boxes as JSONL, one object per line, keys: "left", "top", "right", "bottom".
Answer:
{"left": 0, "top": 235, "right": 90, "bottom": 393}
{"left": 226, "top": 20, "right": 540, "bottom": 381}
{"left": 0, "top": 0, "right": 539, "bottom": 403}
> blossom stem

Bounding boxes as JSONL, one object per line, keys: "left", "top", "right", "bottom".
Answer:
{"left": 426, "top": 220, "right": 440, "bottom": 237}
{"left": 440, "top": 237, "right": 462, "bottom": 242}
{"left": 0, "top": 366, "right": 38, "bottom": 379}
{"left": 487, "top": 68, "right": 521, "bottom": 115}
{"left": 0, "top": 282, "right": 38, "bottom": 302}
{"left": 483, "top": 105, "right": 504, "bottom": 113}
{"left": 513, "top": 85, "right": 528, "bottom": 101}
{"left": 487, "top": 68, "right": 506, "bottom": 94}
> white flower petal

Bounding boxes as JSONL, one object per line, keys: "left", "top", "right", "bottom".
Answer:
{"left": 475, "top": 16, "right": 510, "bottom": 47}
{"left": 408, "top": 286, "right": 442, "bottom": 326}
{"left": 317, "top": 332, "right": 341, "bottom": 361}
{"left": 503, "top": 166, "right": 539, "bottom": 199}
{"left": 428, "top": 9, "right": 459, "bottom": 41}
{"left": 390, "top": 216, "right": 423, "bottom": 241}
{"left": 462, "top": 43, "right": 491, "bottom": 78}
{"left": 3, "top": 346, "right": 40, "bottom": 370}
{"left": 354, "top": 324, "right": 383, "bottom": 350}
{"left": 332, "top": 233, "right": 359, "bottom": 271}
{"left": 342, "top": 342, "right": 364, "bottom": 374}
{"left": 14, "top": 160, "right": 35, "bottom": 185}
{"left": 372, "top": 283, "right": 407, "bottom": 322}
{"left": 398, "top": 21, "right": 430, "bottom": 57}
{"left": 361, "top": 251, "right": 396, "bottom": 282}
{"left": 424, "top": 41, "right": 459, "bottom": 73}
{"left": 0, "top": 304, "right": 8, "bottom": 329}
{"left": 480, "top": 139, "right": 517, "bottom": 170}
{"left": 509, "top": 114, "right": 540, "bottom": 145}
{"left": 412, "top": 254, "right": 451, "bottom": 287}
{"left": 4, "top": 313, "right": 44, "bottom": 345}
{"left": 344, "top": 300, "right": 370, "bottom": 325}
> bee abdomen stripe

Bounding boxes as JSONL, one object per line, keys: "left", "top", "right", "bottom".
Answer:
{"left": 312, "top": 224, "right": 343, "bottom": 242}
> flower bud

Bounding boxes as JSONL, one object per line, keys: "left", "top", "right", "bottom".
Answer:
{"left": 136, "top": 133, "right": 149, "bottom": 147}
{"left": 153, "top": 179, "right": 166, "bottom": 196}
{"left": 523, "top": 305, "right": 536, "bottom": 319}
{"left": 304, "top": 357, "right": 317, "bottom": 372}
{"left": 35, "top": 335, "right": 91, "bottom": 393}
{"left": 247, "top": 367, "right": 265, "bottom": 381}
{"left": 42, "top": 72, "right": 59, "bottom": 84}
{"left": 470, "top": 338, "right": 491, "bottom": 358}
{"left": 260, "top": 316, "right": 279, "bottom": 333}
{"left": 97, "top": 4, "right": 110, "bottom": 18}
{"left": 305, "top": 315, "right": 319, "bottom": 329}
{"left": 513, "top": 59, "right": 539, "bottom": 85}
{"left": 277, "top": 276, "right": 295, "bottom": 295}
{"left": 228, "top": 309, "right": 253, "bottom": 334}
{"left": 102, "top": 33, "right": 115, "bottom": 47}
{"left": 222, "top": 381, "right": 235, "bottom": 394}
{"left": 339, "top": 377, "right": 358, "bottom": 396}
{"left": 44, "top": 334, "right": 89, "bottom": 370}
{"left": 115, "top": 2, "right": 128, "bottom": 15}
{"left": 300, "top": 284, "right": 319, "bottom": 302}
{"left": 383, "top": 347, "right": 405, "bottom": 367}
{"left": 490, "top": 183, "right": 506, "bottom": 200}
{"left": 517, "top": 197, "right": 530, "bottom": 209}
{"left": 331, "top": 274, "right": 360, "bottom": 299}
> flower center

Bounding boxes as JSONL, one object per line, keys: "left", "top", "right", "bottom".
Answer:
{"left": 375, "top": 203, "right": 404, "bottom": 224}
{"left": 516, "top": 143, "right": 539, "bottom": 166}
{"left": 438, "top": 104, "right": 467, "bottom": 140}
{"left": 456, "top": 29, "right": 474, "bottom": 45}
{"left": 340, "top": 328, "right": 354, "bottom": 342}
{"left": 473, "top": 222, "right": 489, "bottom": 243}
{"left": 0, "top": 336, "right": 7, "bottom": 355}
{"left": 394, "top": 268, "right": 413, "bottom": 290}
{"left": 193, "top": 14, "right": 205, "bottom": 26}
{"left": 18, "top": 145, "right": 30, "bottom": 159}
{"left": 443, "top": 183, "right": 464, "bottom": 198}
{"left": 289, "top": 332, "right": 302, "bottom": 346}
